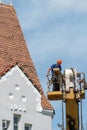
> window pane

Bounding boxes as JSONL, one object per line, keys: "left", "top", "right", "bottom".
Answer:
{"left": 25, "top": 126, "right": 29, "bottom": 130}
{"left": 14, "top": 117, "right": 18, "bottom": 124}
{"left": 2, "top": 122, "right": 5, "bottom": 128}
{"left": 25, "top": 124, "right": 32, "bottom": 130}
{"left": 14, "top": 115, "right": 20, "bottom": 130}
{"left": 14, "top": 126, "right": 18, "bottom": 130}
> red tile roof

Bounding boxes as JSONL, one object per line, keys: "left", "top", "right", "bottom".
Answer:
{"left": 0, "top": 3, "right": 53, "bottom": 110}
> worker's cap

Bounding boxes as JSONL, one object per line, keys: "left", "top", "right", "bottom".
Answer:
{"left": 57, "top": 59, "right": 62, "bottom": 65}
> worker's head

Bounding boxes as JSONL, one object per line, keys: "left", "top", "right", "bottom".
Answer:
{"left": 57, "top": 59, "right": 62, "bottom": 65}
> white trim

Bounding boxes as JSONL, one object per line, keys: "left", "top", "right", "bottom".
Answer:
{"left": 42, "top": 109, "right": 54, "bottom": 116}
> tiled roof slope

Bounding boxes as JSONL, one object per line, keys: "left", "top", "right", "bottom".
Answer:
{"left": 0, "top": 3, "right": 53, "bottom": 110}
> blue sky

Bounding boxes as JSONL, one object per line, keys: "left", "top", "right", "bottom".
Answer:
{"left": 3, "top": 0, "right": 87, "bottom": 129}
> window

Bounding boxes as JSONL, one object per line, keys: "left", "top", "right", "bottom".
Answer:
{"left": 13, "top": 115, "right": 20, "bottom": 130}
{"left": 25, "top": 124, "right": 32, "bottom": 130}
{"left": 2, "top": 120, "right": 10, "bottom": 130}
{"left": 9, "top": 93, "right": 14, "bottom": 99}
{"left": 22, "top": 95, "right": 26, "bottom": 102}
{"left": 15, "top": 84, "right": 20, "bottom": 91}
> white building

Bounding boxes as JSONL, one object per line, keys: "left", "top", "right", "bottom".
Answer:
{"left": 0, "top": 3, "right": 53, "bottom": 130}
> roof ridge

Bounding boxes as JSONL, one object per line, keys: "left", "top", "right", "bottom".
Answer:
{"left": 0, "top": 3, "right": 13, "bottom": 8}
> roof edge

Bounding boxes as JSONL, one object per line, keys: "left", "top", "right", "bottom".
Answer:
{"left": 0, "top": 62, "right": 41, "bottom": 94}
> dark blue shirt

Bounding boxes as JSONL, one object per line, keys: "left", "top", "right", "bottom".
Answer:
{"left": 50, "top": 64, "right": 62, "bottom": 73}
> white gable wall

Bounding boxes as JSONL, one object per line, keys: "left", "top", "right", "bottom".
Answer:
{"left": 0, "top": 66, "right": 53, "bottom": 130}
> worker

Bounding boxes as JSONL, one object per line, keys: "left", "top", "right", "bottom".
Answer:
{"left": 47, "top": 59, "right": 62, "bottom": 91}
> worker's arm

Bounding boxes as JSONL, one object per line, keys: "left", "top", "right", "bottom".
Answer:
{"left": 47, "top": 68, "right": 51, "bottom": 77}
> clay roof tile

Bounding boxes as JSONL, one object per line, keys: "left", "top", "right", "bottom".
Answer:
{"left": 0, "top": 3, "right": 53, "bottom": 110}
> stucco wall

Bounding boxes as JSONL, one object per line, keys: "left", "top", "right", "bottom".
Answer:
{"left": 0, "top": 66, "right": 52, "bottom": 130}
